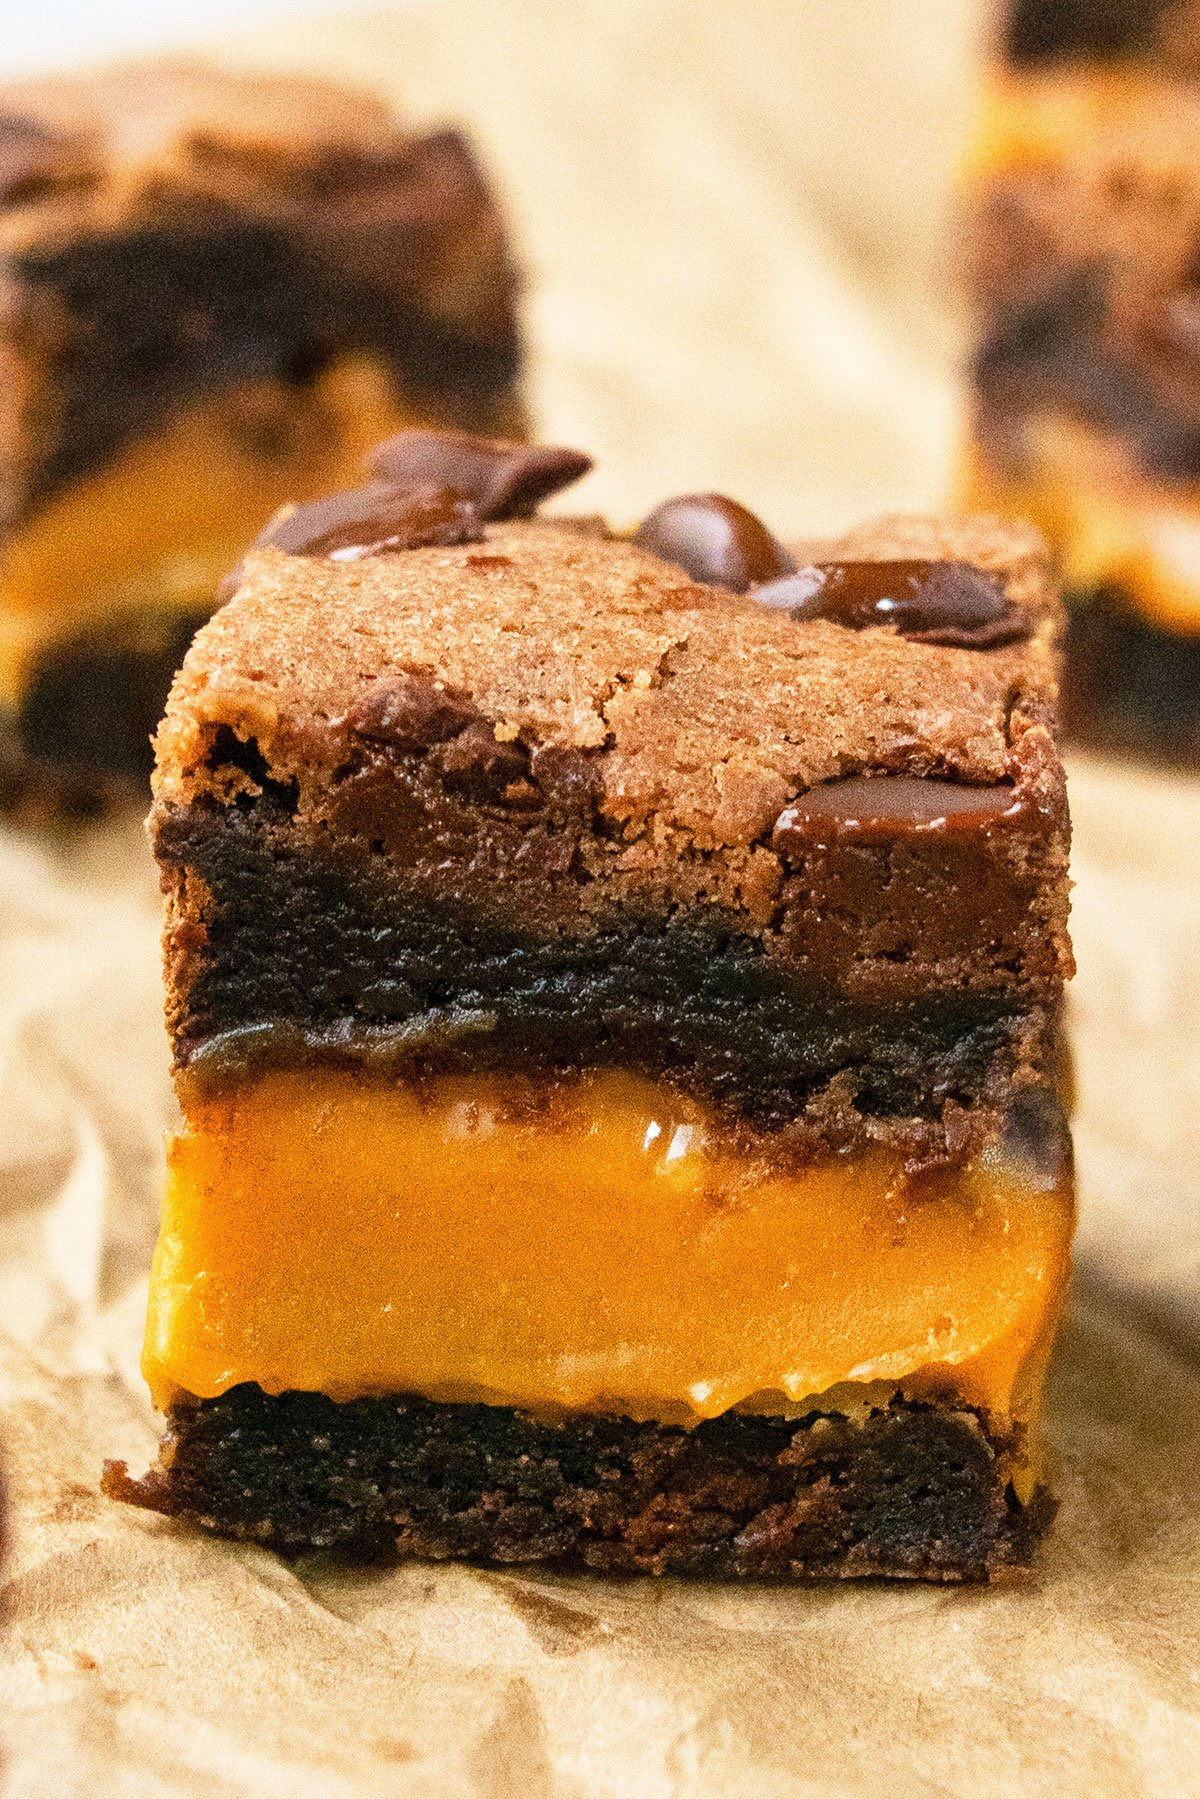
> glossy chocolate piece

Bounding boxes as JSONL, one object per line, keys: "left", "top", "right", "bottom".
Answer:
{"left": 774, "top": 776, "right": 1023, "bottom": 846}
{"left": 345, "top": 673, "right": 478, "bottom": 753}
{"left": 254, "top": 481, "right": 483, "bottom": 561}
{"left": 368, "top": 430, "right": 592, "bottom": 519}
{"left": 633, "top": 494, "right": 795, "bottom": 592}
{"left": 757, "top": 560, "right": 1029, "bottom": 649}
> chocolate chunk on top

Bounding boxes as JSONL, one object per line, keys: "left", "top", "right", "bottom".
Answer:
{"left": 633, "top": 494, "right": 796, "bottom": 592}
{"left": 368, "top": 430, "right": 592, "bottom": 519}
{"left": 757, "top": 561, "right": 1031, "bottom": 649}
{"left": 345, "top": 672, "right": 478, "bottom": 752}
{"left": 252, "top": 483, "right": 483, "bottom": 561}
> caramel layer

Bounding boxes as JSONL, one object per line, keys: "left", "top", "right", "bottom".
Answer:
{"left": 966, "top": 65, "right": 1156, "bottom": 179}
{"left": 144, "top": 1068, "right": 1073, "bottom": 1430}
{"left": 0, "top": 352, "right": 425, "bottom": 705}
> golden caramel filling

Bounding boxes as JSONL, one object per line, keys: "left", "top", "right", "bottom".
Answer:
{"left": 962, "top": 421, "right": 1200, "bottom": 634}
{"left": 144, "top": 1069, "right": 1073, "bottom": 1433}
{"left": 0, "top": 352, "right": 426, "bottom": 705}
{"left": 966, "top": 65, "right": 1158, "bottom": 178}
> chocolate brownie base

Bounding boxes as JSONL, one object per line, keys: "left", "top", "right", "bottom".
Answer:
{"left": 1063, "top": 587, "right": 1200, "bottom": 761}
{"left": 103, "top": 1385, "right": 1050, "bottom": 1581}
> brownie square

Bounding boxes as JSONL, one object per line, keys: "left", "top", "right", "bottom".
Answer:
{"left": 106, "top": 435, "right": 1075, "bottom": 1581}
{"left": 0, "top": 61, "right": 523, "bottom": 811}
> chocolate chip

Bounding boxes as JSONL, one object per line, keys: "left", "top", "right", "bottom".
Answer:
{"left": 434, "top": 720, "right": 531, "bottom": 804}
{"left": 346, "top": 673, "right": 478, "bottom": 754}
{"left": 367, "top": 431, "right": 593, "bottom": 519}
{"left": 756, "top": 560, "right": 1030, "bottom": 648}
{"left": 633, "top": 494, "right": 796, "bottom": 592}
{"left": 773, "top": 776, "right": 1023, "bottom": 848}
{"left": 254, "top": 481, "right": 483, "bottom": 561}
{"left": 529, "top": 742, "right": 600, "bottom": 818}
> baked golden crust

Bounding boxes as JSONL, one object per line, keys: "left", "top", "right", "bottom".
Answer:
{"left": 156, "top": 512, "right": 1063, "bottom": 850}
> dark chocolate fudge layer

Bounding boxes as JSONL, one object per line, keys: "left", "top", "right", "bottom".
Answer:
{"left": 104, "top": 1387, "right": 1050, "bottom": 1582}
{"left": 0, "top": 608, "right": 207, "bottom": 815}
{"left": 153, "top": 491, "right": 1069, "bottom": 1163}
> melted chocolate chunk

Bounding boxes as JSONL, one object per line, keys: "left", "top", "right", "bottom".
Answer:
{"left": 368, "top": 430, "right": 592, "bottom": 518}
{"left": 429, "top": 720, "right": 531, "bottom": 804}
{"left": 757, "top": 560, "right": 1029, "bottom": 648}
{"left": 254, "top": 481, "right": 483, "bottom": 560}
{"left": 633, "top": 494, "right": 795, "bottom": 593}
{"left": 345, "top": 673, "right": 478, "bottom": 753}
{"left": 774, "top": 776, "right": 1023, "bottom": 846}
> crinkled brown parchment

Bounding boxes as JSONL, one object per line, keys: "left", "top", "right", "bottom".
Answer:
{"left": 3, "top": 3, "right": 1200, "bottom": 1794}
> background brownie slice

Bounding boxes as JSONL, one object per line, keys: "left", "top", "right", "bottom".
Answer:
{"left": 964, "top": 16, "right": 1200, "bottom": 759}
{"left": 0, "top": 60, "right": 524, "bottom": 812}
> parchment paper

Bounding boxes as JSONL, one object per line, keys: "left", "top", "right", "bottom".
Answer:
{"left": 3, "top": 5, "right": 1200, "bottom": 1794}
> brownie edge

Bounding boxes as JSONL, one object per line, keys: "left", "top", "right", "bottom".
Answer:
{"left": 103, "top": 1386, "right": 1050, "bottom": 1582}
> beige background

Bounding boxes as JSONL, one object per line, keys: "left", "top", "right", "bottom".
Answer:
{"left": 3, "top": 4, "right": 1200, "bottom": 1794}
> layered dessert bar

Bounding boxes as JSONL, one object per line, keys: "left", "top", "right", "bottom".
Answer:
{"left": 965, "top": 6, "right": 1200, "bottom": 757}
{"left": 0, "top": 62, "right": 522, "bottom": 811}
{"left": 105, "top": 433, "right": 1075, "bottom": 1582}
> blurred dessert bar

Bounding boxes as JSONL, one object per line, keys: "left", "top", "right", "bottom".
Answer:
{"left": 965, "top": 1, "right": 1200, "bottom": 757}
{"left": 0, "top": 61, "right": 523, "bottom": 811}
{"left": 1003, "top": 0, "right": 1200, "bottom": 67}
{"left": 105, "top": 430, "right": 1075, "bottom": 1582}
